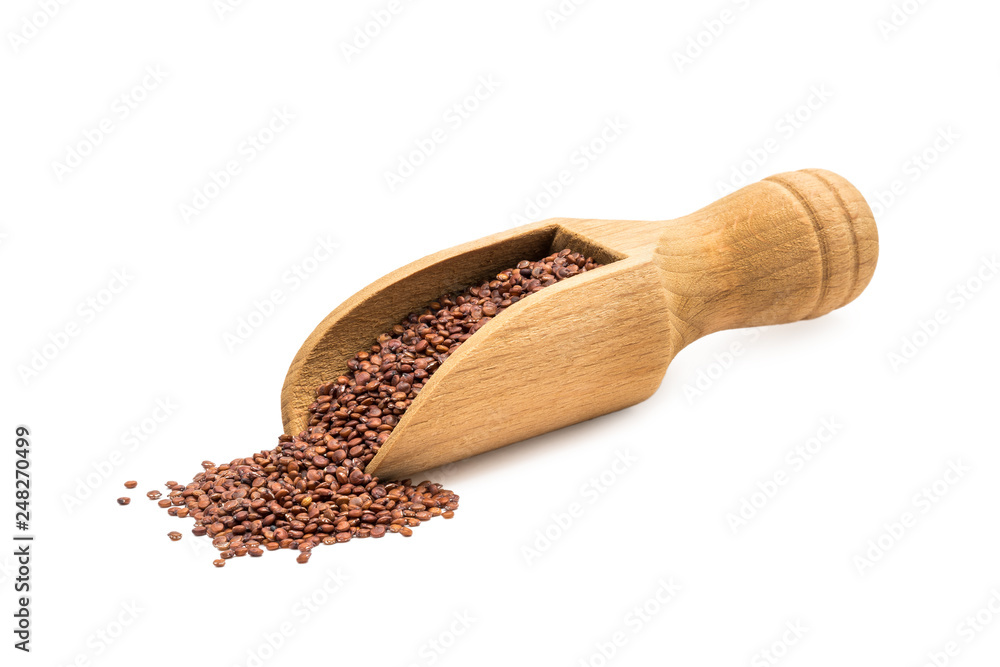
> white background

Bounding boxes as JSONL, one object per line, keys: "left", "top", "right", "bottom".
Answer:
{"left": 2, "top": 1, "right": 999, "bottom": 666}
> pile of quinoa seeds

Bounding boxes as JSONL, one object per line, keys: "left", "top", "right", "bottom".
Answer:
{"left": 123, "top": 249, "right": 601, "bottom": 566}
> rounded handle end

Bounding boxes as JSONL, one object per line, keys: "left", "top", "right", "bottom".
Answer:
{"left": 655, "top": 169, "right": 879, "bottom": 344}
{"left": 764, "top": 169, "right": 879, "bottom": 318}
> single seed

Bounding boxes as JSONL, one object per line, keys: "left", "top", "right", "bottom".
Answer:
{"left": 167, "top": 531, "right": 182, "bottom": 541}
{"left": 213, "top": 559, "right": 225, "bottom": 568}
{"left": 117, "top": 497, "right": 130, "bottom": 506}
{"left": 124, "top": 481, "right": 137, "bottom": 489}
{"left": 146, "top": 490, "right": 161, "bottom": 500}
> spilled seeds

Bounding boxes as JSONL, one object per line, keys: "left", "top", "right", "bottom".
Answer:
{"left": 127, "top": 249, "right": 601, "bottom": 565}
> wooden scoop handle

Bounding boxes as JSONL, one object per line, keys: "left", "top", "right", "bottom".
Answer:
{"left": 653, "top": 169, "right": 878, "bottom": 348}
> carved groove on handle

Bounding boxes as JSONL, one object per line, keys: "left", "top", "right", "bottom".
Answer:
{"left": 801, "top": 168, "right": 863, "bottom": 305}
{"left": 653, "top": 169, "right": 879, "bottom": 348}
{"left": 765, "top": 173, "right": 833, "bottom": 317}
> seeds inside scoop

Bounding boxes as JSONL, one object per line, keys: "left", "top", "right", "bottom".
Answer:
{"left": 158, "top": 249, "right": 601, "bottom": 564}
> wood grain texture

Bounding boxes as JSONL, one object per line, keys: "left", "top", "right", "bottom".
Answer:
{"left": 281, "top": 169, "right": 878, "bottom": 479}
{"left": 653, "top": 169, "right": 879, "bottom": 348}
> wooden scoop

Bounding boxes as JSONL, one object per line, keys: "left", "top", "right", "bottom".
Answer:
{"left": 281, "top": 169, "right": 878, "bottom": 480}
